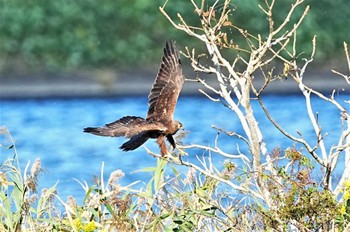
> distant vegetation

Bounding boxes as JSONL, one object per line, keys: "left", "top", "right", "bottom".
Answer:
{"left": 0, "top": 0, "right": 349, "bottom": 73}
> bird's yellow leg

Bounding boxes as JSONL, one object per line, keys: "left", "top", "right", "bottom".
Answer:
{"left": 163, "top": 145, "right": 187, "bottom": 164}
{"left": 176, "top": 146, "right": 187, "bottom": 156}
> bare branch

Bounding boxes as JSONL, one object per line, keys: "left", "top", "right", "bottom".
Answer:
{"left": 272, "top": 1, "right": 307, "bottom": 37}
{"left": 345, "top": 42, "right": 350, "bottom": 73}
{"left": 331, "top": 42, "right": 350, "bottom": 84}
{"left": 212, "top": 125, "right": 250, "bottom": 146}
{"left": 180, "top": 144, "right": 250, "bottom": 163}
{"left": 159, "top": 6, "right": 206, "bottom": 42}
{"left": 180, "top": 158, "right": 263, "bottom": 200}
{"left": 198, "top": 89, "right": 220, "bottom": 102}
{"left": 256, "top": 96, "right": 326, "bottom": 167}
{"left": 161, "top": 0, "right": 349, "bottom": 215}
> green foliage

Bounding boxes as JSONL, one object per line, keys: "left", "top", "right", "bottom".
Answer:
{"left": 260, "top": 147, "right": 344, "bottom": 230}
{"left": 337, "top": 180, "right": 350, "bottom": 229}
{"left": 279, "top": 188, "right": 339, "bottom": 228}
{"left": 0, "top": 0, "right": 349, "bottom": 72}
{"left": 1, "top": 127, "right": 350, "bottom": 230}
{"left": 0, "top": 0, "right": 190, "bottom": 71}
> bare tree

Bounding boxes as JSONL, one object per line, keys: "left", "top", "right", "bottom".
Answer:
{"left": 158, "top": 0, "right": 349, "bottom": 228}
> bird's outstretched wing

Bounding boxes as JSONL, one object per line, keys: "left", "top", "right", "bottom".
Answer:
{"left": 84, "top": 116, "right": 166, "bottom": 138}
{"left": 147, "top": 40, "right": 184, "bottom": 121}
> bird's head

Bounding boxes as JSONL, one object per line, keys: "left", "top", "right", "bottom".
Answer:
{"left": 173, "top": 120, "right": 183, "bottom": 133}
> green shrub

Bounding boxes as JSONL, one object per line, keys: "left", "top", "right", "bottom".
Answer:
{"left": 0, "top": 0, "right": 349, "bottom": 72}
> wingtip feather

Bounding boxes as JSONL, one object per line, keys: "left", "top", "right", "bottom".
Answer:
{"left": 83, "top": 127, "right": 96, "bottom": 133}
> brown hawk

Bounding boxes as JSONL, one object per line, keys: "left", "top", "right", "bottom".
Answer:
{"left": 84, "top": 40, "right": 184, "bottom": 156}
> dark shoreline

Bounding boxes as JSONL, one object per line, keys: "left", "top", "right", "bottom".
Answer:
{"left": 1, "top": 72, "right": 349, "bottom": 99}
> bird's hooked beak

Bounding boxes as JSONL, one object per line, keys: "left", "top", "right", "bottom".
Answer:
{"left": 175, "top": 121, "right": 184, "bottom": 133}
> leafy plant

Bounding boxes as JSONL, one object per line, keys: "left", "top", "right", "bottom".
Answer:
{"left": 0, "top": 127, "right": 59, "bottom": 231}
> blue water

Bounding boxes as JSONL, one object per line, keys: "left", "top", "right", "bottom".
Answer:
{"left": 0, "top": 94, "right": 349, "bottom": 202}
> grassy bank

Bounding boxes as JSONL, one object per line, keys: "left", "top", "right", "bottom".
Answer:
{"left": 1, "top": 127, "right": 350, "bottom": 231}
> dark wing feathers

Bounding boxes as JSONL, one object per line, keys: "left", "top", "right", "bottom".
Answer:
{"left": 84, "top": 116, "right": 167, "bottom": 138}
{"left": 120, "top": 131, "right": 150, "bottom": 151}
{"left": 147, "top": 40, "right": 184, "bottom": 121}
{"left": 166, "top": 135, "right": 176, "bottom": 148}
{"left": 106, "top": 116, "right": 145, "bottom": 135}
{"left": 84, "top": 116, "right": 145, "bottom": 137}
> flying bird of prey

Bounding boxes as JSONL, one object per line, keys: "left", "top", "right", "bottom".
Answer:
{"left": 84, "top": 40, "right": 184, "bottom": 156}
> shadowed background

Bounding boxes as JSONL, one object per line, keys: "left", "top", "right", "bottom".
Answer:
{"left": 0, "top": 0, "right": 350, "bottom": 97}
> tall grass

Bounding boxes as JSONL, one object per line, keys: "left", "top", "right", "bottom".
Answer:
{"left": 1, "top": 126, "right": 350, "bottom": 231}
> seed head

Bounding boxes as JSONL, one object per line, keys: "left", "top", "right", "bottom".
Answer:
{"left": 108, "top": 169, "right": 125, "bottom": 185}
{"left": 67, "top": 196, "right": 77, "bottom": 209}
{"left": 30, "top": 158, "right": 42, "bottom": 177}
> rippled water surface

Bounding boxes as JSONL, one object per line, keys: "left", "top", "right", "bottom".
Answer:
{"left": 1, "top": 94, "right": 348, "bottom": 201}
